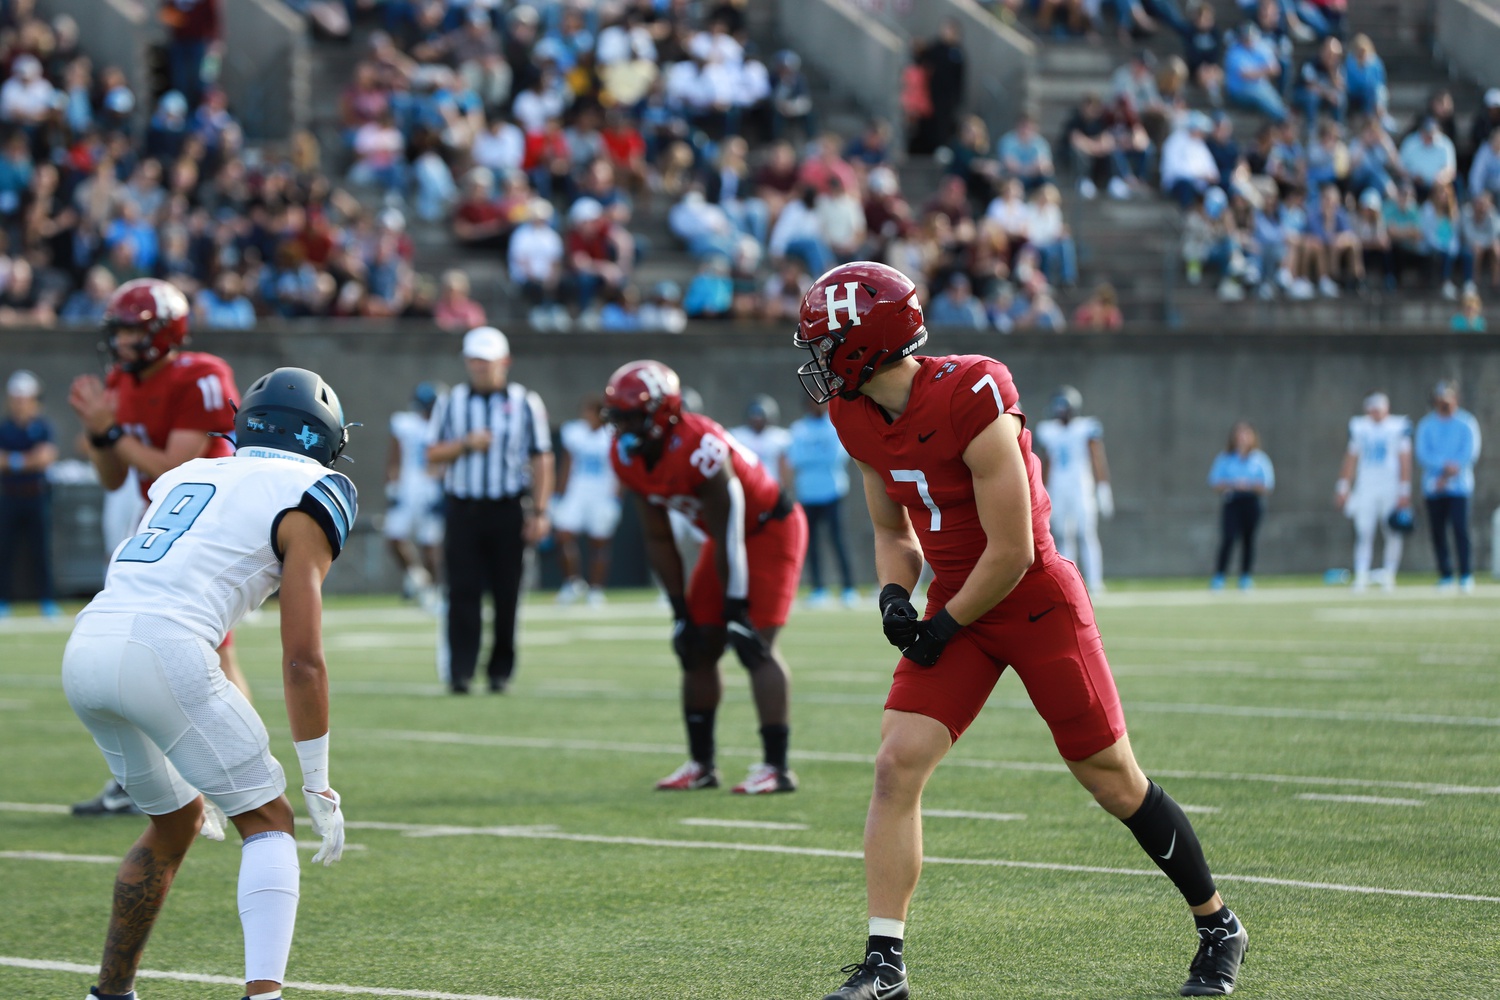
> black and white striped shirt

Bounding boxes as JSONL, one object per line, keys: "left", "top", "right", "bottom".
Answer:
{"left": 428, "top": 382, "right": 551, "bottom": 500}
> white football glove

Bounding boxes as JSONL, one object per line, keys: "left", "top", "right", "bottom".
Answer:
{"left": 302, "top": 787, "right": 345, "bottom": 866}
{"left": 198, "top": 798, "right": 227, "bottom": 842}
{"left": 1096, "top": 481, "right": 1115, "bottom": 520}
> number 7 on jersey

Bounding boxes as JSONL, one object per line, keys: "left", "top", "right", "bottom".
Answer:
{"left": 892, "top": 470, "right": 941, "bottom": 530}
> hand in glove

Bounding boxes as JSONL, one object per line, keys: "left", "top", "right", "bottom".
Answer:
{"left": 302, "top": 787, "right": 346, "bottom": 866}
{"left": 1095, "top": 481, "right": 1115, "bottom": 520}
{"left": 879, "top": 583, "right": 920, "bottom": 648}
{"left": 900, "top": 608, "right": 962, "bottom": 668}
{"left": 724, "top": 597, "right": 771, "bottom": 667}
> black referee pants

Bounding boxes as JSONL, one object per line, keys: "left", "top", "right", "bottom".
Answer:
{"left": 444, "top": 495, "right": 526, "bottom": 689}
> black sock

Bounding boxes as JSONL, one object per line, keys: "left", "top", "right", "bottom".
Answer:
{"left": 759, "top": 723, "right": 789, "bottom": 771}
{"left": 866, "top": 935, "right": 905, "bottom": 970}
{"left": 686, "top": 709, "right": 716, "bottom": 767}
{"left": 1121, "top": 780, "right": 1218, "bottom": 907}
{"left": 1194, "top": 906, "right": 1240, "bottom": 935}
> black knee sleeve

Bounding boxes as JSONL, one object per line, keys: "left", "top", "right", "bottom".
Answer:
{"left": 1122, "top": 781, "right": 1218, "bottom": 907}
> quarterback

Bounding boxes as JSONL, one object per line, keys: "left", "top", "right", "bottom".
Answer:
{"left": 605, "top": 360, "right": 807, "bottom": 795}
{"left": 795, "top": 262, "right": 1246, "bottom": 999}
{"left": 62, "top": 368, "right": 355, "bottom": 1000}
{"left": 68, "top": 278, "right": 249, "bottom": 815}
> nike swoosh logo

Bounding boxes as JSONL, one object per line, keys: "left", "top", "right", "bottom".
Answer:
{"left": 1159, "top": 831, "right": 1177, "bottom": 860}
{"left": 874, "top": 978, "right": 904, "bottom": 999}
{"left": 917, "top": 430, "right": 937, "bottom": 443}
{"left": 1028, "top": 607, "right": 1055, "bottom": 623}
{"left": 727, "top": 622, "right": 755, "bottom": 637}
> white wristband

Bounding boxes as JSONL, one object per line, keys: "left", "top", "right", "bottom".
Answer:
{"left": 1335, "top": 478, "right": 1350, "bottom": 495}
{"left": 1397, "top": 482, "right": 1411, "bottom": 499}
{"left": 294, "top": 733, "right": 331, "bottom": 792}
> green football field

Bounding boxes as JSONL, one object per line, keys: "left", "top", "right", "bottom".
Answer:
{"left": 3, "top": 582, "right": 1499, "bottom": 1000}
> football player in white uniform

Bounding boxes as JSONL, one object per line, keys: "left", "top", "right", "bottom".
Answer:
{"left": 1033, "top": 387, "right": 1114, "bottom": 592}
{"left": 728, "top": 394, "right": 792, "bottom": 487}
{"left": 62, "top": 368, "right": 356, "bottom": 1000}
{"left": 385, "top": 381, "right": 444, "bottom": 607}
{"left": 1335, "top": 391, "right": 1412, "bottom": 591}
{"left": 553, "top": 395, "right": 620, "bottom": 606}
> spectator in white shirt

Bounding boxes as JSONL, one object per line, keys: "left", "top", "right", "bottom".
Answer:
{"left": 508, "top": 198, "right": 564, "bottom": 308}
{"left": 472, "top": 115, "right": 525, "bottom": 172}
{"left": 0, "top": 55, "right": 55, "bottom": 127}
{"left": 815, "top": 175, "right": 867, "bottom": 262}
{"left": 986, "top": 178, "right": 1033, "bottom": 250}
{"left": 512, "top": 68, "right": 568, "bottom": 134}
{"left": 348, "top": 111, "right": 406, "bottom": 192}
{"left": 1161, "top": 112, "right": 1221, "bottom": 208}
{"left": 1398, "top": 118, "right": 1457, "bottom": 200}
{"left": 769, "top": 186, "right": 835, "bottom": 276}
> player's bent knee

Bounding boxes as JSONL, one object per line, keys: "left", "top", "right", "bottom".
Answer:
{"left": 151, "top": 795, "right": 206, "bottom": 846}
{"left": 230, "top": 793, "right": 296, "bottom": 839}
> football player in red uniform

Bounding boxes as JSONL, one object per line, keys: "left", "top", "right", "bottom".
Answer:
{"left": 604, "top": 360, "right": 808, "bottom": 795}
{"left": 67, "top": 278, "right": 247, "bottom": 816}
{"left": 797, "top": 263, "right": 1246, "bottom": 1000}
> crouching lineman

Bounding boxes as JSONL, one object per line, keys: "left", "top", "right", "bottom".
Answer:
{"left": 604, "top": 360, "right": 808, "bottom": 794}
{"left": 794, "top": 263, "right": 1246, "bottom": 999}
{"left": 62, "top": 368, "right": 356, "bottom": 1000}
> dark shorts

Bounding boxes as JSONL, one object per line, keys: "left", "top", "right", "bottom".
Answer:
{"left": 885, "top": 558, "right": 1127, "bottom": 760}
{"left": 688, "top": 504, "right": 808, "bottom": 630}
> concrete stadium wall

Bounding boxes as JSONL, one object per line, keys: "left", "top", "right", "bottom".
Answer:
{"left": 221, "top": 0, "right": 310, "bottom": 141}
{"left": 1435, "top": 0, "right": 1500, "bottom": 92}
{"left": 840, "top": 0, "right": 1035, "bottom": 135}
{"left": 776, "top": 0, "right": 906, "bottom": 140}
{"left": 8, "top": 325, "right": 1498, "bottom": 596}
{"left": 39, "top": 0, "right": 151, "bottom": 129}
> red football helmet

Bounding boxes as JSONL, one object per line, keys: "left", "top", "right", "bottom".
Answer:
{"left": 603, "top": 360, "right": 683, "bottom": 458}
{"left": 103, "top": 278, "right": 191, "bottom": 373}
{"left": 793, "top": 261, "right": 927, "bottom": 403}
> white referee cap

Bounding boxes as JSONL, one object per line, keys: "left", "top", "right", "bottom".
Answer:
{"left": 463, "top": 326, "right": 510, "bottom": 361}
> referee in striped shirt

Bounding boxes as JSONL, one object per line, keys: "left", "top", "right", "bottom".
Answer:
{"left": 427, "top": 326, "right": 554, "bottom": 693}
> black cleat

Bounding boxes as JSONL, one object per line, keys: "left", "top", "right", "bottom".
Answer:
{"left": 72, "top": 779, "right": 142, "bottom": 816}
{"left": 1181, "top": 919, "right": 1248, "bottom": 995}
{"left": 822, "top": 953, "right": 909, "bottom": 1000}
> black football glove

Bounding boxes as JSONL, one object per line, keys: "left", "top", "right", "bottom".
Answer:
{"left": 879, "top": 583, "right": 920, "bottom": 649}
{"left": 901, "top": 608, "right": 962, "bottom": 668}
{"left": 668, "top": 594, "right": 698, "bottom": 665}
{"left": 724, "top": 597, "right": 771, "bottom": 667}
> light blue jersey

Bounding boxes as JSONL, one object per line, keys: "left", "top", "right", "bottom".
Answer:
{"left": 788, "top": 413, "right": 849, "bottom": 506}
{"left": 1415, "top": 408, "right": 1482, "bottom": 497}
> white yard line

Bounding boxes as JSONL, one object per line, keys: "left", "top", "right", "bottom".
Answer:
{"left": 924, "top": 810, "right": 1026, "bottom": 822}
{"left": 680, "top": 818, "right": 810, "bottom": 831}
{"left": 0, "top": 801, "right": 68, "bottom": 813}
{"left": 0, "top": 956, "right": 538, "bottom": 1000}
{"left": 359, "top": 729, "right": 1500, "bottom": 796}
{"left": 1296, "top": 793, "right": 1427, "bottom": 807}
{"left": 336, "top": 819, "right": 1500, "bottom": 903}
{"left": 0, "top": 850, "right": 117, "bottom": 864}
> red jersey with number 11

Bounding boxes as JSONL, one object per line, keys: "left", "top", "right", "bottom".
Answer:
{"left": 829, "top": 355, "right": 1057, "bottom": 593}
{"left": 107, "top": 351, "right": 240, "bottom": 499}
{"left": 610, "top": 411, "right": 782, "bottom": 533}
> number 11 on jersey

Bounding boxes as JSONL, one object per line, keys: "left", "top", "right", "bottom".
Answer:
{"left": 892, "top": 470, "right": 941, "bottom": 530}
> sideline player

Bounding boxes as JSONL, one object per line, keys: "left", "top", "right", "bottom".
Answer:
{"left": 1335, "top": 391, "right": 1411, "bottom": 592}
{"left": 1033, "top": 386, "right": 1114, "bottom": 593}
{"left": 553, "top": 395, "right": 620, "bottom": 606}
{"left": 62, "top": 367, "right": 354, "bottom": 1000}
{"left": 604, "top": 360, "right": 808, "bottom": 794}
{"left": 68, "top": 278, "right": 246, "bottom": 817}
{"left": 385, "top": 381, "right": 444, "bottom": 608}
{"left": 794, "top": 262, "right": 1246, "bottom": 999}
{"left": 728, "top": 393, "right": 793, "bottom": 486}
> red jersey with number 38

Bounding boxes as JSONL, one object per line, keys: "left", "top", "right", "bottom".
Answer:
{"left": 107, "top": 352, "right": 240, "bottom": 499}
{"left": 611, "top": 411, "right": 782, "bottom": 533}
{"left": 829, "top": 355, "right": 1057, "bottom": 592}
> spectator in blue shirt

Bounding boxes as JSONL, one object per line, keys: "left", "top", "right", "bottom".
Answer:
{"left": 0, "top": 370, "right": 59, "bottom": 618}
{"left": 195, "top": 270, "right": 256, "bottom": 329}
{"left": 1225, "top": 25, "right": 1287, "bottom": 122}
{"left": 1415, "top": 380, "right": 1483, "bottom": 591}
{"left": 997, "top": 114, "right": 1055, "bottom": 192}
{"left": 1208, "top": 421, "right": 1275, "bottom": 590}
{"left": 1345, "top": 34, "right": 1388, "bottom": 121}
{"left": 926, "top": 272, "right": 989, "bottom": 328}
{"left": 787, "top": 398, "right": 857, "bottom": 608}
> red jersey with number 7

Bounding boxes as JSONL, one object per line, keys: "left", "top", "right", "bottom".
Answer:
{"left": 610, "top": 410, "right": 782, "bottom": 533}
{"left": 107, "top": 351, "right": 240, "bottom": 499}
{"left": 829, "top": 355, "right": 1058, "bottom": 592}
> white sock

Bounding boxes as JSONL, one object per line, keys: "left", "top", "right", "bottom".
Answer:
{"left": 249, "top": 992, "right": 283, "bottom": 1000}
{"left": 869, "top": 917, "right": 906, "bottom": 940}
{"left": 239, "top": 830, "right": 300, "bottom": 986}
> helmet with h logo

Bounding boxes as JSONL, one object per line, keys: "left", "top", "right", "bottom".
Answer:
{"left": 603, "top": 359, "right": 683, "bottom": 460}
{"left": 793, "top": 261, "right": 928, "bottom": 404}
